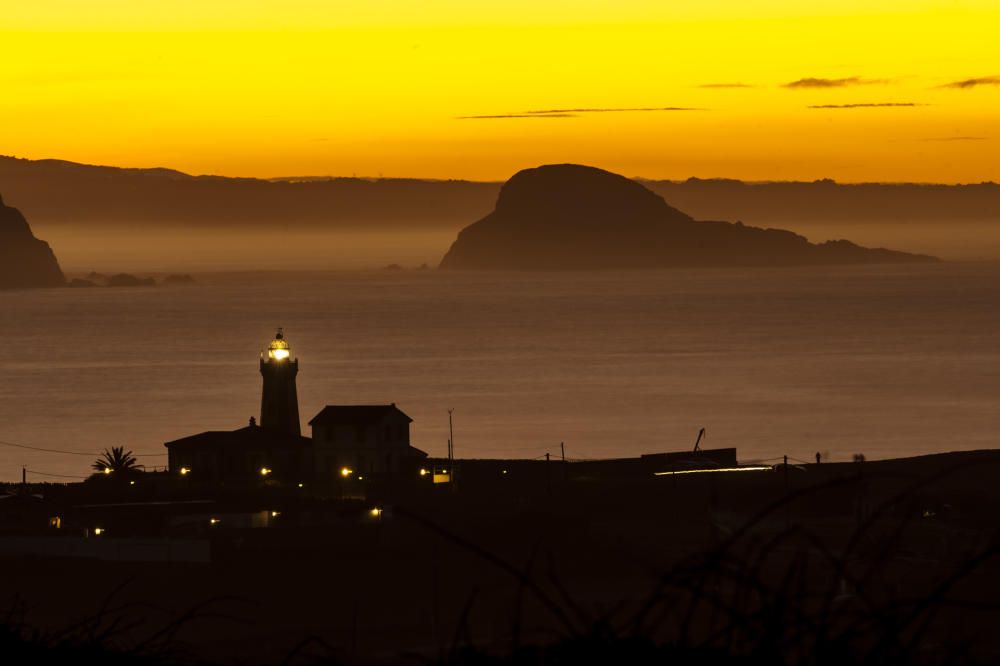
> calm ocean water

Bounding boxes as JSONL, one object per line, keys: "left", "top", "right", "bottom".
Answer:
{"left": 2, "top": 264, "right": 999, "bottom": 481}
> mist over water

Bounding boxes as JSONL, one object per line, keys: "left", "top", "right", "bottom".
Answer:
{"left": 31, "top": 218, "right": 1000, "bottom": 275}
{"left": 2, "top": 263, "right": 999, "bottom": 481}
{"left": 33, "top": 225, "right": 458, "bottom": 272}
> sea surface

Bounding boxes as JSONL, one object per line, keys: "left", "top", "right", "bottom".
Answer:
{"left": 2, "top": 264, "right": 999, "bottom": 481}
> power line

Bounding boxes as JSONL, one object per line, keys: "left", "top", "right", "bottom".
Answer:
{"left": 0, "top": 439, "right": 166, "bottom": 457}
{"left": 24, "top": 469, "right": 89, "bottom": 479}
{"left": 0, "top": 439, "right": 93, "bottom": 456}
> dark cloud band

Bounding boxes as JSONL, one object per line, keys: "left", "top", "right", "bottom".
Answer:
{"left": 940, "top": 76, "right": 1000, "bottom": 89}
{"left": 784, "top": 77, "right": 887, "bottom": 88}
{"left": 807, "top": 102, "right": 920, "bottom": 109}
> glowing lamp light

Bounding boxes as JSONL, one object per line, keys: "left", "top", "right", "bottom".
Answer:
{"left": 209, "top": 518, "right": 220, "bottom": 525}
{"left": 270, "top": 510, "right": 280, "bottom": 517}
{"left": 370, "top": 507, "right": 382, "bottom": 517}
{"left": 129, "top": 480, "right": 135, "bottom": 486}
{"left": 297, "top": 482, "right": 304, "bottom": 488}
{"left": 266, "top": 329, "right": 292, "bottom": 361}
{"left": 103, "top": 468, "right": 111, "bottom": 475}
{"left": 340, "top": 467, "right": 353, "bottom": 478}
{"left": 419, "top": 468, "right": 428, "bottom": 476}
{"left": 93, "top": 527, "right": 105, "bottom": 536}
{"left": 179, "top": 467, "right": 191, "bottom": 476}
{"left": 260, "top": 467, "right": 272, "bottom": 477}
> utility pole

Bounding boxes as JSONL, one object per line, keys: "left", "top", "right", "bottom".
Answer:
{"left": 560, "top": 442, "right": 568, "bottom": 482}
{"left": 22, "top": 466, "right": 26, "bottom": 486}
{"left": 783, "top": 454, "right": 790, "bottom": 528}
{"left": 448, "top": 408, "right": 455, "bottom": 489}
{"left": 447, "top": 409, "right": 454, "bottom": 463}
{"left": 545, "top": 452, "right": 551, "bottom": 496}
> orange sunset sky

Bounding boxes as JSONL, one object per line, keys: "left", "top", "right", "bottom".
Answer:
{"left": 2, "top": 1, "right": 998, "bottom": 183}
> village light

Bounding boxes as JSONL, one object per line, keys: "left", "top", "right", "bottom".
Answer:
{"left": 260, "top": 467, "right": 272, "bottom": 477}
{"left": 179, "top": 467, "right": 191, "bottom": 476}
{"left": 270, "top": 510, "right": 280, "bottom": 517}
{"left": 93, "top": 527, "right": 105, "bottom": 536}
{"left": 340, "top": 467, "right": 353, "bottom": 478}
{"left": 370, "top": 507, "right": 382, "bottom": 518}
{"left": 209, "top": 518, "right": 220, "bottom": 525}
{"left": 103, "top": 468, "right": 111, "bottom": 475}
{"left": 129, "top": 480, "right": 135, "bottom": 486}
{"left": 419, "top": 468, "right": 428, "bottom": 476}
{"left": 297, "top": 482, "right": 304, "bottom": 488}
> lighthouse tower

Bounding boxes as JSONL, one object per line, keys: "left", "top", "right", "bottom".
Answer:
{"left": 259, "top": 328, "right": 301, "bottom": 436}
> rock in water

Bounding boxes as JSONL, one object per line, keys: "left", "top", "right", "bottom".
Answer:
{"left": 0, "top": 193, "right": 65, "bottom": 288}
{"left": 439, "top": 164, "right": 938, "bottom": 270}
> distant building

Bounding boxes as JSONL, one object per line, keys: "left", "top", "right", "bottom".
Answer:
{"left": 164, "top": 330, "right": 426, "bottom": 484}
{"left": 310, "top": 404, "right": 425, "bottom": 477}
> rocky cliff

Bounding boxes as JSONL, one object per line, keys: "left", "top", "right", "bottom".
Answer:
{"left": 439, "top": 164, "right": 938, "bottom": 270}
{"left": 0, "top": 194, "right": 65, "bottom": 288}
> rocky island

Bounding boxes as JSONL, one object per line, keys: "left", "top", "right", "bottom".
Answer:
{"left": 439, "top": 164, "right": 938, "bottom": 270}
{"left": 0, "top": 193, "right": 65, "bottom": 288}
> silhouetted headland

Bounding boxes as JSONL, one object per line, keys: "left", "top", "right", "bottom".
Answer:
{"left": 0, "top": 193, "right": 64, "bottom": 288}
{"left": 440, "top": 164, "right": 940, "bottom": 270}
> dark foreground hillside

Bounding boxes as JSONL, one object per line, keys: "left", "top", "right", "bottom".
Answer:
{"left": 2, "top": 450, "right": 999, "bottom": 664}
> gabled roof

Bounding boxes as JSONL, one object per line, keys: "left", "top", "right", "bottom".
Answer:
{"left": 308, "top": 404, "right": 413, "bottom": 426}
{"left": 164, "top": 424, "right": 312, "bottom": 449}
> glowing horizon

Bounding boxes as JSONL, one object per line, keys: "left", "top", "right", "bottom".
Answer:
{"left": 2, "top": 2, "right": 998, "bottom": 183}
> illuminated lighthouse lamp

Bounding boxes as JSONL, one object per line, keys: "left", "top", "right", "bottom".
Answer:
{"left": 266, "top": 329, "right": 292, "bottom": 361}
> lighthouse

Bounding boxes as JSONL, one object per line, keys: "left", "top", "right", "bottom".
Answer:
{"left": 259, "top": 328, "right": 301, "bottom": 436}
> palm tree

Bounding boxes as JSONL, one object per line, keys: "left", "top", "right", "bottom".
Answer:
{"left": 92, "top": 446, "right": 139, "bottom": 475}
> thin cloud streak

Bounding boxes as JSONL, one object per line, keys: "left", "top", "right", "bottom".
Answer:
{"left": 784, "top": 76, "right": 888, "bottom": 88}
{"left": 523, "top": 106, "right": 701, "bottom": 114}
{"left": 456, "top": 113, "right": 577, "bottom": 119}
{"left": 697, "top": 83, "right": 753, "bottom": 89}
{"left": 807, "top": 102, "right": 920, "bottom": 109}
{"left": 922, "top": 136, "right": 988, "bottom": 141}
{"left": 939, "top": 76, "right": 1000, "bottom": 89}
{"left": 457, "top": 106, "right": 701, "bottom": 119}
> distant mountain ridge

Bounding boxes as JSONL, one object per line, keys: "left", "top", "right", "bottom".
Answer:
{"left": 1, "top": 155, "right": 998, "bottom": 233}
{"left": 0, "top": 155, "right": 497, "bottom": 228}
{"left": 439, "top": 165, "right": 937, "bottom": 270}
